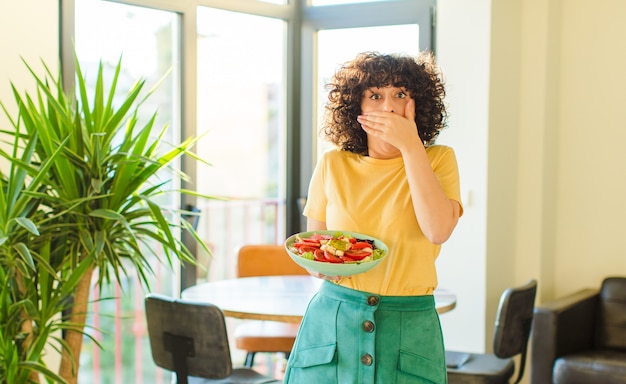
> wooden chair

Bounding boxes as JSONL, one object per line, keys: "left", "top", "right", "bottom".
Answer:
{"left": 144, "top": 293, "right": 280, "bottom": 384}
{"left": 234, "top": 244, "right": 309, "bottom": 368}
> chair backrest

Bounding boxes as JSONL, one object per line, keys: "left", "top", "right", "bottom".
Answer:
{"left": 492, "top": 279, "right": 538, "bottom": 384}
{"left": 237, "top": 244, "right": 309, "bottom": 277}
{"left": 493, "top": 279, "right": 538, "bottom": 357}
{"left": 596, "top": 276, "right": 626, "bottom": 350}
{"left": 145, "top": 293, "right": 232, "bottom": 384}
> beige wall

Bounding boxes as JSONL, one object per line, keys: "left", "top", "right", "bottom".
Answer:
{"left": 551, "top": 0, "right": 626, "bottom": 295}
{"left": 434, "top": 3, "right": 626, "bottom": 383}
{"left": 437, "top": 1, "right": 626, "bottom": 383}
{"left": 514, "top": 0, "right": 626, "bottom": 301}
{"left": 0, "top": 1, "right": 59, "bottom": 115}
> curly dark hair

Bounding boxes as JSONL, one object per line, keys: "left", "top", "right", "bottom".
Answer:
{"left": 322, "top": 51, "right": 448, "bottom": 154}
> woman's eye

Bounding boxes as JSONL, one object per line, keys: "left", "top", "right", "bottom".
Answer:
{"left": 397, "top": 92, "right": 407, "bottom": 99}
{"left": 369, "top": 94, "right": 381, "bottom": 100}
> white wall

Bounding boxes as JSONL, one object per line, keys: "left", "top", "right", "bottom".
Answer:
{"left": 435, "top": 0, "right": 492, "bottom": 353}
{"left": 435, "top": 0, "right": 527, "bottom": 355}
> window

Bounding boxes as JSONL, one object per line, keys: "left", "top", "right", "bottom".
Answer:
{"left": 72, "top": 1, "right": 180, "bottom": 382}
{"left": 195, "top": 7, "right": 287, "bottom": 281}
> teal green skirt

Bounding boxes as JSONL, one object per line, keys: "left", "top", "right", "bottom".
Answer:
{"left": 284, "top": 281, "right": 447, "bottom": 384}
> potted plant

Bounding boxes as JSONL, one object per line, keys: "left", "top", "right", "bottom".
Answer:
{"left": 0, "top": 120, "right": 75, "bottom": 384}
{"left": 0, "top": 55, "right": 209, "bottom": 383}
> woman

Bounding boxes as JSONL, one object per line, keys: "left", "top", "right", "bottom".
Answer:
{"left": 284, "top": 51, "right": 463, "bottom": 383}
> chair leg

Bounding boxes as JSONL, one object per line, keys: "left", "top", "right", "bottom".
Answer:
{"left": 244, "top": 352, "right": 256, "bottom": 368}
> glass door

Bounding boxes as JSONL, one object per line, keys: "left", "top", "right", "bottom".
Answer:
{"left": 74, "top": 1, "right": 180, "bottom": 383}
{"left": 195, "top": 7, "right": 287, "bottom": 283}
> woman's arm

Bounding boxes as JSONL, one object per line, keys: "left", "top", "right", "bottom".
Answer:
{"left": 307, "top": 217, "right": 327, "bottom": 231}
{"left": 401, "top": 145, "right": 461, "bottom": 244}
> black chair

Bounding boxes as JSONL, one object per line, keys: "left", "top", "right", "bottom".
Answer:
{"left": 145, "top": 293, "right": 281, "bottom": 384}
{"left": 531, "top": 276, "right": 626, "bottom": 384}
{"left": 446, "top": 279, "right": 538, "bottom": 384}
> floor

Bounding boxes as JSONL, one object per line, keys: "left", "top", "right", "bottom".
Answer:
{"left": 245, "top": 352, "right": 287, "bottom": 381}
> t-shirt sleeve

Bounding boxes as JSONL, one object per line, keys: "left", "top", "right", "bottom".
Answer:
{"left": 432, "top": 146, "right": 464, "bottom": 217}
{"left": 302, "top": 152, "right": 328, "bottom": 222}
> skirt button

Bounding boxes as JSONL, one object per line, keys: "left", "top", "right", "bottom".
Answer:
{"left": 367, "top": 296, "right": 379, "bottom": 306}
{"left": 362, "top": 320, "right": 375, "bottom": 333}
{"left": 361, "top": 353, "right": 373, "bottom": 366}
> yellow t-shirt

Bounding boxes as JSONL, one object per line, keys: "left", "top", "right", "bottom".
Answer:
{"left": 303, "top": 146, "right": 462, "bottom": 296}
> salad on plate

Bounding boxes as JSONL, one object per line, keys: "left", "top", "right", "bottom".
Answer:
{"left": 285, "top": 230, "right": 388, "bottom": 277}
{"left": 289, "top": 232, "right": 386, "bottom": 264}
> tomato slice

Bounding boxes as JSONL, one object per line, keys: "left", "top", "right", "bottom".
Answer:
{"left": 294, "top": 241, "right": 320, "bottom": 249}
{"left": 339, "top": 254, "right": 357, "bottom": 262}
{"left": 297, "top": 238, "right": 321, "bottom": 246}
{"left": 324, "top": 250, "right": 343, "bottom": 263}
{"left": 297, "top": 245, "right": 319, "bottom": 255}
{"left": 344, "top": 249, "right": 372, "bottom": 260}
{"left": 350, "top": 241, "right": 372, "bottom": 250}
{"left": 314, "top": 249, "right": 326, "bottom": 262}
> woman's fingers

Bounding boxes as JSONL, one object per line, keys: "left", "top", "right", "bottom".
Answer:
{"left": 308, "top": 270, "right": 345, "bottom": 281}
{"left": 358, "top": 113, "right": 393, "bottom": 134}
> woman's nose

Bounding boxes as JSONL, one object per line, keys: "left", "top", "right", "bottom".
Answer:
{"left": 383, "top": 99, "right": 395, "bottom": 113}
